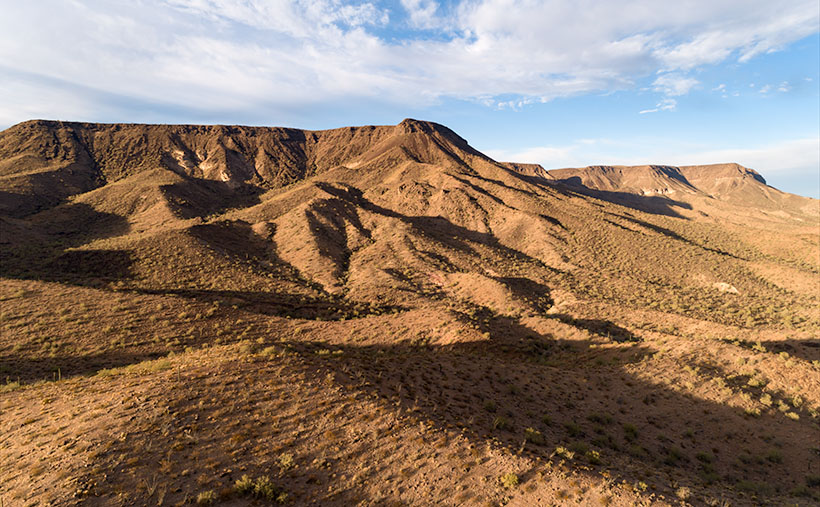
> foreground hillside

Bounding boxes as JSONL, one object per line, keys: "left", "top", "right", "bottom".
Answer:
{"left": 1, "top": 119, "right": 819, "bottom": 506}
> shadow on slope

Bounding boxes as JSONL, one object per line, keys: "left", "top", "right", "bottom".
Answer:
{"left": 132, "top": 287, "right": 404, "bottom": 321}
{"left": 511, "top": 172, "right": 694, "bottom": 218}
{"left": 0, "top": 202, "right": 135, "bottom": 285}
{"left": 35, "top": 309, "right": 818, "bottom": 505}
{"left": 0, "top": 350, "right": 169, "bottom": 384}
{"left": 160, "top": 179, "right": 264, "bottom": 219}
{"left": 315, "top": 182, "right": 556, "bottom": 267}
{"left": 287, "top": 329, "right": 819, "bottom": 504}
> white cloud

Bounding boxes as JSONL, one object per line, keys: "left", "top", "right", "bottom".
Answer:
{"left": 0, "top": 0, "right": 817, "bottom": 124}
{"left": 639, "top": 98, "right": 677, "bottom": 114}
{"left": 401, "top": 0, "right": 441, "bottom": 29}
{"left": 652, "top": 73, "right": 699, "bottom": 96}
{"left": 777, "top": 81, "right": 791, "bottom": 92}
{"left": 759, "top": 84, "right": 772, "bottom": 94}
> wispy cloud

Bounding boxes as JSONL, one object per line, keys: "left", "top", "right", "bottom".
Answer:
{"left": 0, "top": 0, "right": 817, "bottom": 125}
{"left": 639, "top": 98, "right": 677, "bottom": 114}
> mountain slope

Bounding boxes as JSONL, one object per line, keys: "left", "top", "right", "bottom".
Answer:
{"left": 1, "top": 120, "right": 819, "bottom": 506}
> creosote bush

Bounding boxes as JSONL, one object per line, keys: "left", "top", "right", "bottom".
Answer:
{"left": 235, "top": 474, "right": 287, "bottom": 503}
{"left": 196, "top": 490, "right": 217, "bottom": 505}
{"left": 500, "top": 472, "right": 519, "bottom": 489}
{"left": 524, "top": 427, "right": 545, "bottom": 445}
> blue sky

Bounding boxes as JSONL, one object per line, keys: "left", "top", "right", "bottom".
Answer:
{"left": 1, "top": 0, "right": 818, "bottom": 197}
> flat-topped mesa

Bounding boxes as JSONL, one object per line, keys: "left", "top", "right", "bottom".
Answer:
{"left": 543, "top": 162, "right": 817, "bottom": 218}
{"left": 678, "top": 163, "right": 768, "bottom": 194}
{"left": 545, "top": 162, "right": 780, "bottom": 197}
{"left": 679, "top": 162, "right": 766, "bottom": 182}
{"left": 0, "top": 118, "right": 491, "bottom": 216}
{"left": 546, "top": 164, "right": 699, "bottom": 196}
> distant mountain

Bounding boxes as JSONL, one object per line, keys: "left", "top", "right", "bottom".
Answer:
{"left": 543, "top": 163, "right": 817, "bottom": 220}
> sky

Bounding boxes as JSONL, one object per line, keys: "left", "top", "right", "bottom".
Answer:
{"left": 1, "top": 0, "right": 818, "bottom": 197}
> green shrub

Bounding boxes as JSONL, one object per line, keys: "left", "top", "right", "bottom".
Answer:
{"left": 500, "top": 472, "right": 519, "bottom": 489}
{"left": 564, "top": 422, "right": 582, "bottom": 437}
{"left": 622, "top": 423, "right": 638, "bottom": 441}
{"left": 234, "top": 474, "right": 254, "bottom": 494}
{"left": 585, "top": 449, "right": 602, "bottom": 465}
{"left": 524, "top": 427, "right": 545, "bottom": 445}
{"left": 696, "top": 451, "right": 714, "bottom": 463}
{"left": 235, "top": 474, "right": 287, "bottom": 503}
{"left": 196, "top": 490, "right": 216, "bottom": 505}
{"left": 254, "top": 476, "right": 284, "bottom": 501}
{"left": 279, "top": 453, "right": 295, "bottom": 471}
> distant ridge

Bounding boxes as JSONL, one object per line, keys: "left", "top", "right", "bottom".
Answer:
{"left": 544, "top": 163, "right": 817, "bottom": 219}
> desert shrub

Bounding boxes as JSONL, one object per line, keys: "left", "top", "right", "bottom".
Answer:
{"left": 564, "top": 422, "right": 582, "bottom": 437}
{"left": 696, "top": 451, "right": 715, "bottom": 463}
{"left": 235, "top": 474, "right": 254, "bottom": 494}
{"left": 279, "top": 453, "right": 295, "bottom": 471}
{"left": 587, "top": 413, "right": 613, "bottom": 425}
{"left": 664, "top": 447, "right": 686, "bottom": 466}
{"left": 585, "top": 449, "right": 602, "bottom": 465}
{"left": 500, "top": 472, "right": 519, "bottom": 489}
{"left": 622, "top": 423, "right": 638, "bottom": 441}
{"left": 254, "top": 476, "right": 285, "bottom": 502}
{"left": 736, "top": 479, "right": 772, "bottom": 495}
{"left": 235, "top": 475, "right": 287, "bottom": 503}
{"left": 524, "top": 427, "right": 545, "bottom": 445}
{"left": 0, "top": 381, "right": 21, "bottom": 393}
{"left": 196, "top": 490, "right": 216, "bottom": 505}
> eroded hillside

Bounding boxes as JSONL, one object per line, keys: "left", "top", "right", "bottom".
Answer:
{"left": 1, "top": 119, "right": 818, "bottom": 506}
